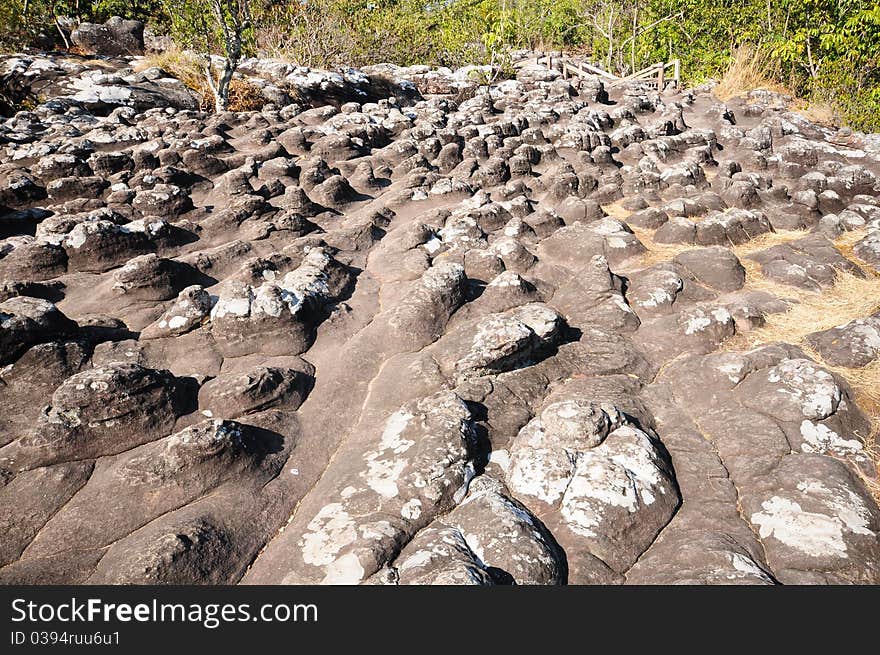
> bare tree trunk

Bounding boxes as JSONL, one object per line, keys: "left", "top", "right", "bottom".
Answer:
{"left": 203, "top": 58, "right": 221, "bottom": 111}
{"left": 216, "top": 60, "right": 235, "bottom": 111}
{"left": 606, "top": 6, "right": 614, "bottom": 69}
{"left": 203, "top": 57, "right": 236, "bottom": 112}
{"left": 805, "top": 36, "right": 819, "bottom": 80}
{"left": 54, "top": 15, "right": 70, "bottom": 50}
{"left": 202, "top": 0, "right": 252, "bottom": 112}
{"left": 631, "top": 4, "right": 637, "bottom": 74}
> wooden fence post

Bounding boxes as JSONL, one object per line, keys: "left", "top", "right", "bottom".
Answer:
{"left": 657, "top": 63, "right": 665, "bottom": 91}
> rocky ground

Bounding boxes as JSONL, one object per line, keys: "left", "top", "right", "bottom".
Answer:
{"left": 1, "top": 49, "right": 879, "bottom": 585}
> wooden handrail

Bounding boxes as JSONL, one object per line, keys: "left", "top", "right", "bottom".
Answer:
{"left": 574, "top": 62, "right": 618, "bottom": 80}
{"left": 521, "top": 54, "right": 681, "bottom": 90}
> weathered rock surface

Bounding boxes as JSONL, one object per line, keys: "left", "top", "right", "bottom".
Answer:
{"left": 806, "top": 313, "right": 880, "bottom": 368}
{"left": 0, "top": 51, "right": 878, "bottom": 586}
{"left": 71, "top": 17, "right": 145, "bottom": 57}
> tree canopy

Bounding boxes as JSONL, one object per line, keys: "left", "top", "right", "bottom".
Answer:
{"left": 2, "top": 0, "right": 878, "bottom": 128}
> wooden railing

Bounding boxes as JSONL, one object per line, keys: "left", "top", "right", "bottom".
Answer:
{"left": 530, "top": 52, "right": 680, "bottom": 90}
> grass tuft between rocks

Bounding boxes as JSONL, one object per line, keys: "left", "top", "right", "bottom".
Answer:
{"left": 713, "top": 45, "right": 791, "bottom": 102}
{"left": 134, "top": 47, "right": 214, "bottom": 111}
{"left": 622, "top": 213, "right": 880, "bottom": 496}
{"left": 713, "top": 45, "right": 841, "bottom": 128}
{"left": 732, "top": 245, "right": 880, "bottom": 498}
{"left": 134, "top": 48, "right": 269, "bottom": 112}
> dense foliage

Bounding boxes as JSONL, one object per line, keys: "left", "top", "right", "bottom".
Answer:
{"left": 0, "top": 0, "right": 163, "bottom": 49}
{"left": 1, "top": 0, "right": 878, "bottom": 129}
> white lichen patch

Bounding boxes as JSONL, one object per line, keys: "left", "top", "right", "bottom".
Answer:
{"left": 682, "top": 306, "right": 731, "bottom": 335}
{"left": 636, "top": 288, "right": 675, "bottom": 309}
{"left": 360, "top": 410, "right": 415, "bottom": 498}
{"left": 320, "top": 552, "right": 365, "bottom": 585}
{"left": 458, "top": 315, "right": 533, "bottom": 374}
{"left": 401, "top": 498, "right": 423, "bottom": 520}
{"left": 300, "top": 503, "right": 358, "bottom": 567}
{"left": 513, "top": 304, "right": 561, "bottom": 340}
{"left": 211, "top": 294, "right": 252, "bottom": 319}
{"left": 683, "top": 315, "right": 712, "bottom": 335}
{"left": 799, "top": 420, "right": 864, "bottom": 458}
{"left": 508, "top": 446, "right": 574, "bottom": 504}
{"left": 362, "top": 456, "right": 407, "bottom": 498}
{"left": 64, "top": 226, "right": 88, "bottom": 249}
{"left": 561, "top": 455, "right": 632, "bottom": 537}
{"left": 419, "top": 261, "right": 465, "bottom": 294}
{"left": 488, "top": 449, "right": 510, "bottom": 470}
{"left": 716, "top": 355, "right": 747, "bottom": 384}
{"left": 766, "top": 359, "right": 842, "bottom": 420}
{"left": 751, "top": 496, "right": 849, "bottom": 558}
{"left": 423, "top": 236, "right": 443, "bottom": 254}
{"left": 379, "top": 410, "right": 415, "bottom": 453}
{"left": 488, "top": 271, "right": 526, "bottom": 289}
{"left": 209, "top": 248, "right": 339, "bottom": 322}
{"left": 558, "top": 426, "right": 671, "bottom": 537}
{"left": 729, "top": 552, "right": 774, "bottom": 582}
{"left": 357, "top": 520, "right": 396, "bottom": 541}
{"left": 540, "top": 399, "right": 612, "bottom": 449}
{"left": 796, "top": 480, "right": 875, "bottom": 538}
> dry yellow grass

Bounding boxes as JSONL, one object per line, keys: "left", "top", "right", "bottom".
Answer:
{"left": 602, "top": 200, "right": 630, "bottom": 221}
{"left": 621, "top": 211, "right": 880, "bottom": 490}
{"left": 629, "top": 225, "right": 696, "bottom": 266}
{"left": 628, "top": 219, "right": 809, "bottom": 271}
{"left": 605, "top": 192, "right": 813, "bottom": 268}
{"left": 790, "top": 98, "right": 839, "bottom": 128}
{"left": 603, "top": 201, "right": 696, "bottom": 267}
{"left": 734, "top": 229, "right": 809, "bottom": 255}
{"left": 860, "top": 428, "right": 880, "bottom": 501}
{"left": 227, "top": 78, "right": 267, "bottom": 112}
{"left": 732, "top": 268, "right": 880, "bottom": 350}
{"left": 728, "top": 238, "right": 880, "bottom": 495}
{"left": 835, "top": 229, "right": 879, "bottom": 274}
{"left": 730, "top": 229, "right": 880, "bottom": 425}
{"left": 713, "top": 45, "right": 790, "bottom": 102}
{"left": 135, "top": 48, "right": 213, "bottom": 111}
{"left": 712, "top": 46, "right": 840, "bottom": 128}
{"left": 134, "top": 49, "right": 269, "bottom": 113}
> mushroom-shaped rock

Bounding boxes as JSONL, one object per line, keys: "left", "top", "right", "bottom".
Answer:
{"left": 3, "top": 363, "right": 189, "bottom": 470}
{"left": 140, "top": 285, "right": 213, "bottom": 340}
{"left": 0, "top": 296, "right": 77, "bottom": 365}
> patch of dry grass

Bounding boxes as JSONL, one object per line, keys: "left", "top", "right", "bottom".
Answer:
{"left": 713, "top": 45, "right": 790, "bottom": 102}
{"left": 628, "top": 226, "right": 695, "bottom": 266}
{"left": 733, "top": 268, "right": 880, "bottom": 349}
{"left": 622, "top": 212, "right": 880, "bottom": 489}
{"left": 134, "top": 48, "right": 212, "bottom": 111}
{"left": 860, "top": 429, "right": 880, "bottom": 502}
{"left": 602, "top": 200, "right": 631, "bottom": 221}
{"left": 727, "top": 234, "right": 880, "bottom": 494}
{"left": 627, "top": 219, "right": 809, "bottom": 271}
{"left": 227, "top": 78, "right": 268, "bottom": 112}
{"left": 790, "top": 98, "right": 839, "bottom": 128}
{"left": 712, "top": 46, "right": 840, "bottom": 128}
{"left": 733, "top": 229, "right": 810, "bottom": 257}
{"left": 835, "top": 229, "right": 879, "bottom": 274}
{"left": 134, "top": 49, "right": 269, "bottom": 113}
